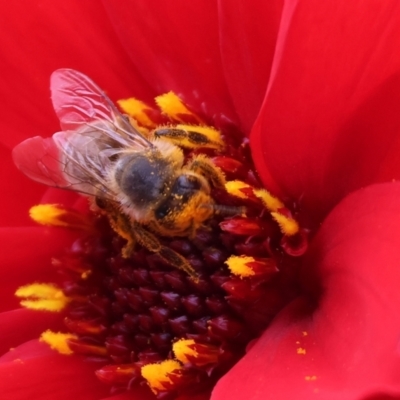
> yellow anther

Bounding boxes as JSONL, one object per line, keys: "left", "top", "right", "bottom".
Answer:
{"left": 225, "top": 180, "right": 251, "bottom": 199}
{"left": 15, "top": 283, "right": 69, "bottom": 312}
{"left": 253, "top": 189, "right": 284, "bottom": 212}
{"left": 225, "top": 255, "right": 256, "bottom": 278}
{"left": 155, "top": 91, "right": 203, "bottom": 123}
{"left": 29, "top": 204, "right": 92, "bottom": 230}
{"left": 40, "top": 330, "right": 77, "bottom": 355}
{"left": 141, "top": 360, "right": 183, "bottom": 393}
{"left": 173, "top": 339, "right": 197, "bottom": 364}
{"left": 117, "top": 98, "right": 156, "bottom": 129}
{"left": 271, "top": 212, "right": 300, "bottom": 236}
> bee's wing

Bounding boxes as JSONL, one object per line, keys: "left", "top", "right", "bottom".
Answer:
{"left": 12, "top": 134, "right": 114, "bottom": 197}
{"left": 13, "top": 68, "right": 149, "bottom": 198}
{"left": 50, "top": 68, "right": 152, "bottom": 150}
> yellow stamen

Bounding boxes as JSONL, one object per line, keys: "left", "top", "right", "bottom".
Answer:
{"left": 225, "top": 180, "right": 251, "bottom": 199}
{"left": 40, "top": 330, "right": 77, "bottom": 355}
{"left": 172, "top": 339, "right": 197, "bottom": 364}
{"left": 29, "top": 204, "right": 91, "bottom": 230}
{"left": 225, "top": 255, "right": 256, "bottom": 278}
{"left": 253, "top": 188, "right": 284, "bottom": 212}
{"left": 141, "top": 360, "right": 183, "bottom": 393}
{"left": 155, "top": 92, "right": 203, "bottom": 123}
{"left": 271, "top": 212, "right": 300, "bottom": 236}
{"left": 15, "top": 283, "right": 69, "bottom": 312}
{"left": 117, "top": 98, "right": 156, "bottom": 129}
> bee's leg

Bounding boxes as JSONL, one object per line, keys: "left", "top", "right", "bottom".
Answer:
{"left": 186, "top": 154, "right": 226, "bottom": 189}
{"left": 187, "top": 156, "right": 246, "bottom": 217}
{"left": 132, "top": 221, "right": 198, "bottom": 281}
{"left": 104, "top": 208, "right": 137, "bottom": 258}
{"left": 153, "top": 127, "right": 223, "bottom": 150}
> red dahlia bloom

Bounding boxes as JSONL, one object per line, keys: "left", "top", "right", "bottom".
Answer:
{"left": 2, "top": 1, "right": 400, "bottom": 399}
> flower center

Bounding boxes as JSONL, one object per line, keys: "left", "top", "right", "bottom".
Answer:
{"left": 16, "top": 87, "right": 307, "bottom": 398}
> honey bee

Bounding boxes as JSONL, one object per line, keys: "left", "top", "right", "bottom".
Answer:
{"left": 12, "top": 69, "right": 237, "bottom": 278}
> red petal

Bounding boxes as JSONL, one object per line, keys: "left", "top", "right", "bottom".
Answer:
{"left": 0, "top": 340, "right": 158, "bottom": 399}
{"left": 251, "top": 0, "right": 400, "bottom": 224}
{"left": 1, "top": 144, "right": 45, "bottom": 226}
{"left": 0, "top": 340, "right": 109, "bottom": 399}
{"left": 0, "top": 227, "right": 75, "bottom": 312}
{"left": 0, "top": 0, "right": 154, "bottom": 150}
{"left": 0, "top": 309, "right": 63, "bottom": 356}
{"left": 218, "top": 0, "right": 283, "bottom": 133}
{"left": 213, "top": 183, "right": 400, "bottom": 399}
{"left": 103, "top": 0, "right": 239, "bottom": 125}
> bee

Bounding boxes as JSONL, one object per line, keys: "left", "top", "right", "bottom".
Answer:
{"left": 12, "top": 69, "right": 238, "bottom": 278}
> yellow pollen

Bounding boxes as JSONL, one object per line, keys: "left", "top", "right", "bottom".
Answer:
{"left": 155, "top": 91, "right": 203, "bottom": 123}
{"left": 141, "top": 360, "right": 183, "bottom": 393}
{"left": 173, "top": 339, "right": 197, "bottom": 364}
{"left": 225, "top": 255, "right": 256, "bottom": 278}
{"left": 15, "top": 283, "right": 69, "bottom": 312}
{"left": 117, "top": 98, "right": 155, "bottom": 129}
{"left": 297, "top": 347, "right": 306, "bottom": 355}
{"left": 29, "top": 204, "right": 91, "bottom": 230}
{"left": 40, "top": 330, "right": 77, "bottom": 355}
{"left": 225, "top": 180, "right": 251, "bottom": 199}
{"left": 253, "top": 189, "right": 285, "bottom": 212}
{"left": 271, "top": 212, "right": 300, "bottom": 236}
{"left": 305, "top": 376, "right": 317, "bottom": 381}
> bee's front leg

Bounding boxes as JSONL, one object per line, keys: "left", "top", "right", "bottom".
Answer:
{"left": 186, "top": 154, "right": 226, "bottom": 189}
{"left": 131, "top": 221, "right": 198, "bottom": 281}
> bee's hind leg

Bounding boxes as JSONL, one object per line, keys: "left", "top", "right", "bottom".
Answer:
{"left": 131, "top": 221, "right": 198, "bottom": 281}
{"left": 153, "top": 126, "right": 223, "bottom": 150}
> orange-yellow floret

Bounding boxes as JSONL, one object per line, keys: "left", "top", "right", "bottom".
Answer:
{"left": 225, "top": 180, "right": 251, "bottom": 199}
{"left": 141, "top": 359, "right": 183, "bottom": 393}
{"left": 225, "top": 255, "right": 256, "bottom": 278}
{"left": 15, "top": 283, "right": 69, "bottom": 311}
{"left": 253, "top": 188, "right": 285, "bottom": 212}
{"left": 172, "top": 339, "right": 197, "bottom": 364}
{"left": 40, "top": 330, "right": 77, "bottom": 355}
{"left": 271, "top": 212, "right": 300, "bottom": 236}
{"left": 155, "top": 91, "right": 203, "bottom": 123}
{"left": 173, "top": 339, "right": 220, "bottom": 366}
{"left": 117, "top": 98, "right": 156, "bottom": 129}
{"left": 29, "top": 204, "right": 92, "bottom": 230}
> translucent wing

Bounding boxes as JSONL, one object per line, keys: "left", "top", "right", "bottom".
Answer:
{"left": 13, "top": 69, "right": 151, "bottom": 198}
{"left": 50, "top": 68, "right": 152, "bottom": 150}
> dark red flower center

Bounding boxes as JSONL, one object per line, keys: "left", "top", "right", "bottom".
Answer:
{"left": 17, "top": 92, "right": 308, "bottom": 399}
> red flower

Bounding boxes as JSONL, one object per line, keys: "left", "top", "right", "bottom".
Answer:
{"left": 2, "top": 0, "right": 400, "bottom": 399}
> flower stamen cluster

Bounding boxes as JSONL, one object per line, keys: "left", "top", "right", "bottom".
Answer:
{"left": 16, "top": 93, "right": 307, "bottom": 398}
